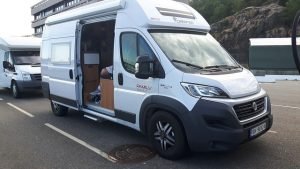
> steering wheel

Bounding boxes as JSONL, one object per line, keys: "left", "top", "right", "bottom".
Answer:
{"left": 292, "top": 10, "right": 300, "bottom": 74}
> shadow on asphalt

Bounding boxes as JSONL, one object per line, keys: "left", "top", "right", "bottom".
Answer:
{"left": 41, "top": 109, "right": 270, "bottom": 166}
{"left": 0, "top": 88, "right": 274, "bottom": 167}
{"left": 0, "top": 88, "right": 43, "bottom": 100}
{"left": 181, "top": 141, "right": 266, "bottom": 162}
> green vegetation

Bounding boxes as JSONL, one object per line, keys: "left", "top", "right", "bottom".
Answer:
{"left": 284, "top": 0, "right": 300, "bottom": 23}
{"left": 190, "top": 0, "right": 300, "bottom": 25}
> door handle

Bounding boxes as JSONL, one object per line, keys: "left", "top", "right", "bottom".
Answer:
{"left": 69, "top": 69, "right": 73, "bottom": 79}
{"left": 118, "top": 73, "right": 123, "bottom": 85}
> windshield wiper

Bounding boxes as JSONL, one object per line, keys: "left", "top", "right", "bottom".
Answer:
{"left": 171, "top": 59, "right": 203, "bottom": 70}
{"left": 204, "top": 65, "right": 241, "bottom": 70}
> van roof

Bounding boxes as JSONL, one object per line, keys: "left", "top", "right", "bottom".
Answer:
{"left": 250, "top": 38, "right": 300, "bottom": 46}
{"left": 46, "top": 0, "right": 125, "bottom": 25}
{"left": 0, "top": 36, "right": 41, "bottom": 51}
{"left": 46, "top": 0, "right": 210, "bottom": 32}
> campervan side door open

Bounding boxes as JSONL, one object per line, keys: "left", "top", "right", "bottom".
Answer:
{"left": 47, "top": 35, "right": 79, "bottom": 109}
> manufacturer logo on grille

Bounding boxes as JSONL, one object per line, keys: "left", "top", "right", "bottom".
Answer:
{"left": 252, "top": 102, "right": 258, "bottom": 111}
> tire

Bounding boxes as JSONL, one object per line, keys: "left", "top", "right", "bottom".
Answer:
{"left": 50, "top": 100, "right": 68, "bottom": 116}
{"left": 148, "top": 111, "right": 187, "bottom": 160}
{"left": 11, "top": 81, "right": 21, "bottom": 98}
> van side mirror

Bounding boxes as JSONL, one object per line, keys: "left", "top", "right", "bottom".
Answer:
{"left": 3, "top": 61, "right": 13, "bottom": 70}
{"left": 135, "top": 56, "right": 154, "bottom": 79}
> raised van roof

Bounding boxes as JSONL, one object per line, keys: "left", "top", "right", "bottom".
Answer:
{"left": 45, "top": 0, "right": 210, "bottom": 32}
{"left": 0, "top": 36, "right": 41, "bottom": 51}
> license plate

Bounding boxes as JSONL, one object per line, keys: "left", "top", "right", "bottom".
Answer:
{"left": 250, "top": 122, "right": 267, "bottom": 138}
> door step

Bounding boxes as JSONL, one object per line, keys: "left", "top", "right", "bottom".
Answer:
{"left": 83, "top": 114, "right": 106, "bottom": 122}
{"left": 84, "top": 114, "right": 98, "bottom": 121}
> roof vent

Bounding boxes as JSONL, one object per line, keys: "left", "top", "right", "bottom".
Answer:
{"left": 156, "top": 7, "right": 195, "bottom": 19}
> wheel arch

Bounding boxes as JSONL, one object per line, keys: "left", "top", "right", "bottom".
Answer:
{"left": 139, "top": 95, "right": 190, "bottom": 136}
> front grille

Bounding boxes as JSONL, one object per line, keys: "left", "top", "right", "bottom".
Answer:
{"left": 31, "top": 74, "right": 42, "bottom": 81}
{"left": 234, "top": 97, "right": 265, "bottom": 121}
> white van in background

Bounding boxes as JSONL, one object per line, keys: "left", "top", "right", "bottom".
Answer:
{"left": 41, "top": 0, "right": 273, "bottom": 159}
{"left": 0, "top": 36, "right": 41, "bottom": 98}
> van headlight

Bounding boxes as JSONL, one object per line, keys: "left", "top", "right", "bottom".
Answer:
{"left": 181, "top": 83, "right": 229, "bottom": 98}
{"left": 22, "top": 72, "right": 31, "bottom": 81}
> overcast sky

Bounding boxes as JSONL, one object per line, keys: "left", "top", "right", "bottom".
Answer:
{"left": 0, "top": 0, "right": 41, "bottom": 36}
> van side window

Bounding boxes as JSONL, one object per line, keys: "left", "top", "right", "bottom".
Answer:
{"left": 4, "top": 52, "right": 13, "bottom": 64}
{"left": 138, "top": 35, "right": 155, "bottom": 58}
{"left": 121, "top": 32, "right": 155, "bottom": 74}
{"left": 51, "top": 43, "right": 71, "bottom": 64}
{"left": 121, "top": 33, "right": 137, "bottom": 73}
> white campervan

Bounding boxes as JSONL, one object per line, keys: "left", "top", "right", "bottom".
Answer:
{"left": 0, "top": 36, "right": 41, "bottom": 98}
{"left": 41, "top": 0, "right": 273, "bottom": 159}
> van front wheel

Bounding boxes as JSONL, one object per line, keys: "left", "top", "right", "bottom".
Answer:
{"left": 148, "top": 111, "right": 187, "bottom": 160}
{"left": 50, "top": 100, "right": 68, "bottom": 116}
{"left": 11, "top": 81, "right": 21, "bottom": 98}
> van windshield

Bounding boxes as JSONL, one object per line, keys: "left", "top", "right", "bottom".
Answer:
{"left": 11, "top": 51, "right": 40, "bottom": 65}
{"left": 149, "top": 30, "right": 240, "bottom": 73}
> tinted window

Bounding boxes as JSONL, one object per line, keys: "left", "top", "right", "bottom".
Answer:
{"left": 4, "top": 52, "right": 10, "bottom": 62}
{"left": 121, "top": 33, "right": 155, "bottom": 73}
{"left": 138, "top": 35, "right": 154, "bottom": 57}
{"left": 121, "top": 33, "right": 137, "bottom": 73}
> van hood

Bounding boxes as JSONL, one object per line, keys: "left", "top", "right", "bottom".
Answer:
{"left": 182, "top": 69, "right": 260, "bottom": 98}
{"left": 15, "top": 65, "right": 41, "bottom": 74}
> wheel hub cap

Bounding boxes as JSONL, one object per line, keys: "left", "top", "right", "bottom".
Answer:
{"left": 154, "top": 121, "right": 175, "bottom": 151}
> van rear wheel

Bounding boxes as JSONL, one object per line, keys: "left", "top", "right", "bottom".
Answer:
{"left": 148, "top": 111, "right": 187, "bottom": 160}
{"left": 50, "top": 100, "right": 68, "bottom": 116}
{"left": 11, "top": 81, "right": 21, "bottom": 98}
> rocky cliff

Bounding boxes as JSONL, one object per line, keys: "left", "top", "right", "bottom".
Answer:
{"left": 211, "top": 3, "right": 291, "bottom": 65}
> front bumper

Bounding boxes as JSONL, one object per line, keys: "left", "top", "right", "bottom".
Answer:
{"left": 183, "top": 91, "right": 273, "bottom": 152}
{"left": 16, "top": 80, "right": 42, "bottom": 92}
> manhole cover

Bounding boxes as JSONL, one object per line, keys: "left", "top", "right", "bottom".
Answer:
{"left": 108, "top": 144, "right": 156, "bottom": 164}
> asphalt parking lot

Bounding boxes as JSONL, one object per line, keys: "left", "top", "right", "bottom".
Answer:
{"left": 0, "top": 81, "right": 299, "bottom": 169}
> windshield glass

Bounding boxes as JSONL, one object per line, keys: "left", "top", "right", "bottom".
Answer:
{"left": 150, "top": 30, "right": 239, "bottom": 73}
{"left": 11, "top": 51, "right": 40, "bottom": 65}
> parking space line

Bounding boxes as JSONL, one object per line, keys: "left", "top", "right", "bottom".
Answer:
{"left": 268, "top": 130, "right": 278, "bottom": 134}
{"left": 272, "top": 104, "right": 300, "bottom": 110}
{"left": 7, "top": 103, "right": 34, "bottom": 118}
{"left": 45, "top": 123, "right": 116, "bottom": 163}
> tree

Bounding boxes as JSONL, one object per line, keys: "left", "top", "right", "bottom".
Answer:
{"left": 190, "top": 0, "right": 245, "bottom": 23}
{"left": 190, "top": 0, "right": 300, "bottom": 25}
{"left": 284, "top": 0, "right": 300, "bottom": 24}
